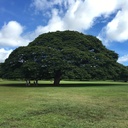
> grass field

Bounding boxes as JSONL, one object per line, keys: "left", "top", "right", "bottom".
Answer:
{"left": 0, "top": 80, "right": 128, "bottom": 128}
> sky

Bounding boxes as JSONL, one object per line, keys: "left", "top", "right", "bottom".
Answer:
{"left": 0, "top": 0, "right": 128, "bottom": 66}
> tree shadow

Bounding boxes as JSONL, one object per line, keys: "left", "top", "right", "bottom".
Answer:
{"left": 0, "top": 82, "right": 126, "bottom": 88}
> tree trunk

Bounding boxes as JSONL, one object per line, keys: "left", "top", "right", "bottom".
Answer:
{"left": 28, "top": 80, "right": 31, "bottom": 86}
{"left": 26, "top": 80, "right": 31, "bottom": 86}
{"left": 26, "top": 80, "right": 28, "bottom": 86}
{"left": 34, "top": 79, "right": 38, "bottom": 86}
{"left": 54, "top": 70, "right": 61, "bottom": 86}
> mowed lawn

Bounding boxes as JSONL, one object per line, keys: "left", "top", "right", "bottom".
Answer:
{"left": 0, "top": 80, "right": 128, "bottom": 128}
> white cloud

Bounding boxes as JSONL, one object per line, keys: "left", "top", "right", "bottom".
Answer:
{"left": 31, "top": 0, "right": 75, "bottom": 11}
{"left": 99, "top": 0, "right": 128, "bottom": 43}
{"left": 0, "top": 21, "right": 30, "bottom": 47}
{"left": 0, "top": 21, "right": 31, "bottom": 62}
{"left": 0, "top": 48, "right": 13, "bottom": 63}
{"left": 118, "top": 54, "right": 128, "bottom": 64}
{"left": 31, "top": 9, "right": 65, "bottom": 37}
{"left": 31, "top": 0, "right": 123, "bottom": 35}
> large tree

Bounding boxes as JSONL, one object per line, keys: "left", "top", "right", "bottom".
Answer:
{"left": 0, "top": 63, "right": 2, "bottom": 78}
{"left": 2, "top": 30, "right": 127, "bottom": 85}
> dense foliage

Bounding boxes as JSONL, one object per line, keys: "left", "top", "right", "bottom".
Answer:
{"left": 0, "top": 63, "right": 2, "bottom": 78}
{"left": 1, "top": 30, "right": 128, "bottom": 85}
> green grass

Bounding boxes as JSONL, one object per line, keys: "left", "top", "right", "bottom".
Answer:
{"left": 0, "top": 80, "right": 128, "bottom": 128}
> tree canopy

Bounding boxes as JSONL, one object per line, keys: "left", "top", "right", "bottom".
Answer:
{"left": 1, "top": 30, "right": 128, "bottom": 85}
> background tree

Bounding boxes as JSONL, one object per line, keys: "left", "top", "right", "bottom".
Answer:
{"left": 2, "top": 30, "right": 127, "bottom": 85}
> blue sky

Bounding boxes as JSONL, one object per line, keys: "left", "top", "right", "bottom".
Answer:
{"left": 0, "top": 0, "right": 128, "bottom": 66}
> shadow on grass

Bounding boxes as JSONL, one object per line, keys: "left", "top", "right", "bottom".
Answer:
{"left": 0, "top": 83, "right": 127, "bottom": 88}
